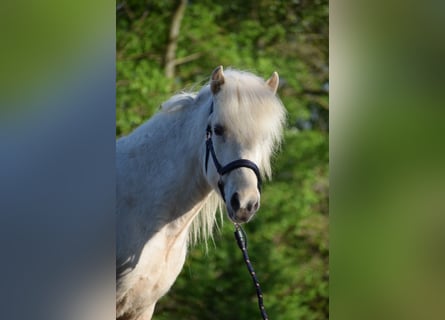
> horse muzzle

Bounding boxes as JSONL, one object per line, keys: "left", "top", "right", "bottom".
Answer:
{"left": 227, "top": 191, "right": 260, "bottom": 223}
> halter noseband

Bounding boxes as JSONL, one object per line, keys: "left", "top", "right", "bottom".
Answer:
{"left": 205, "top": 102, "right": 262, "bottom": 201}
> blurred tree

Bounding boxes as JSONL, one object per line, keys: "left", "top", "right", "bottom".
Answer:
{"left": 164, "top": 0, "right": 187, "bottom": 78}
{"left": 117, "top": 0, "right": 328, "bottom": 319}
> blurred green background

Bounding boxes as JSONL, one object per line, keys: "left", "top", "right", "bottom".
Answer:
{"left": 116, "top": 1, "right": 328, "bottom": 319}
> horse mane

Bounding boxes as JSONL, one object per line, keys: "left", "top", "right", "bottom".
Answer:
{"left": 189, "top": 191, "right": 223, "bottom": 247}
{"left": 160, "top": 92, "right": 196, "bottom": 113}
{"left": 157, "top": 69, "right": 286, "bottom": 247}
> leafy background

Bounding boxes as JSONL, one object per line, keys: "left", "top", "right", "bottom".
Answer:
{"left": 117, "top": 0, "right": 328, "bottom": 319}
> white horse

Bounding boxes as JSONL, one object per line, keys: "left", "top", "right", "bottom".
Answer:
{"left": 116, "top": 66, "right": 286, "bottom": 320}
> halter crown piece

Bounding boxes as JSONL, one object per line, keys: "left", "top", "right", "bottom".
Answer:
{"left": 204, "top": 101, "right": 262, "bottom": 201}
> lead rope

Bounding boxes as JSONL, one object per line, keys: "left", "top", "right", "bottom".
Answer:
{"left": 234, "top": 223, "right": 269, "bottom": 320}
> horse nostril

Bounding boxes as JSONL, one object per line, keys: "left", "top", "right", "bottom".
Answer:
{"left": 230, "top": 192, "right": 240, "bottom": 212}
{"left": 246, "top": 200, "right": 259, "bottom": 213}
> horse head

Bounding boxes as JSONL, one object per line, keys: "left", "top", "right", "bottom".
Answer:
{"left": 204, "top": 66, "right": 284, "bottom": 224}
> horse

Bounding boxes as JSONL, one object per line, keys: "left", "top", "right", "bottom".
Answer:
{"left": 116, "top": 66, "right": 286, "bottom": 320}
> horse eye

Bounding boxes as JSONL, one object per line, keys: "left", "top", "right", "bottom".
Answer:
{"left": 213, "top": 124, "right": 225, "bottom": 136}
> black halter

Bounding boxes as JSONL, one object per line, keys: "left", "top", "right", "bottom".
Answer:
{"left": 205, "top": 102, "right": 262, "bottom": 201}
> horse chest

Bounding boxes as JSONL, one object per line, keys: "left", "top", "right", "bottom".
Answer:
{"left": 118, "top": 227, "right": 189, "bottom": 319}
{"left": 142, "top": 230, "right": 188, "bottom": 297}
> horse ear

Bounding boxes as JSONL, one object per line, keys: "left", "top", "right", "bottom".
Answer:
{"left": 266, "top": 71, "right": 279, "bottom": 94}
{"left": 211, "top": 65, "right": 225, "bottom": 94}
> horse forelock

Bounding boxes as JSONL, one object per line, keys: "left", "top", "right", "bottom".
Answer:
{"left": 211, "top": 69, "right": 286, "bottom": 179}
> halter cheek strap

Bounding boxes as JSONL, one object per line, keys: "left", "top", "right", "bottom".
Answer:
{"left": 205, "top": 112, "right": 262, "bottom": 201}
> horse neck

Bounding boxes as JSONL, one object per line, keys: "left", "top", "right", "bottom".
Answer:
{"left": 153, "top": 102, "right": 212, "bottom": 224}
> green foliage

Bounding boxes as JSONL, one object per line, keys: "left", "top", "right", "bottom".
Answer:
{"left": 117, "top": 0, "right": 328, "bottom": 318}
